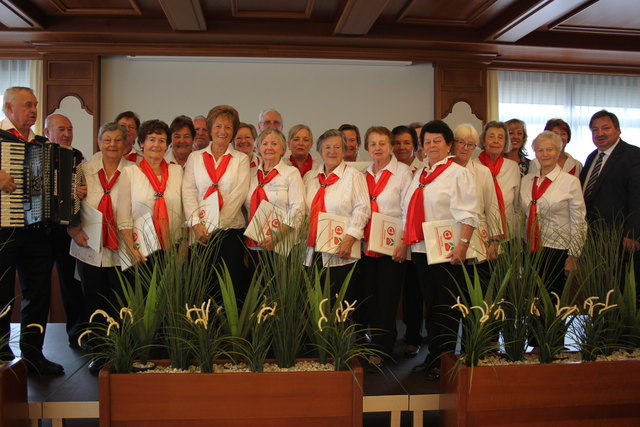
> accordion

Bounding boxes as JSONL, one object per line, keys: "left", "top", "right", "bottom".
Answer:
{"left": 0, "top": 129, "right": 83, "bottom": 227}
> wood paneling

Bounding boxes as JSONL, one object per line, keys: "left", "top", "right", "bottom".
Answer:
{"left": 435, "top": 62, "right": 487, "bottom": 123}
{"left": 43, "top": 54, "right": 100, "bottom": 151}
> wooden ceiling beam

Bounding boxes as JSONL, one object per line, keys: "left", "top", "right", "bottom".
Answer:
{"left": 159, "top": 0, "right": 206, "bottom": 31}
{"left": 0, "top": 0, "right": 44, "bottom": 29}
{"left": 334, "top": 0, "right": 390, "bottom": 35}
{"left": 482, "top": 0, "right": 595, "bottom": 43}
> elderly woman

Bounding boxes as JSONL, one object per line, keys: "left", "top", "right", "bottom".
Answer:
{"left": 68, "top": 122, "right": 133, "bottom": 372}
{"left": 360, "top": 126, "right": 413, "bottom": 369}
{"left": 521, "top": 131, "right": 587, "bottom": 295}
{"left": 182, "top": 105, "right": 250, "bottom": 295}
{"left": 393, "top": 120, "right": 478, "bottom": 381}
{"left": 117, "top": 120, "right": 184, "bottom": 264}
{"left": 392, "top": 125, "right": 423, "bottom": 173}
{"left": 244, "top": 129, "right": 305, "bottom": 252}
{"left": 234, "top": 122, "right": 260, "bottom": 170}
{"left": 286, "top": 124, "right": 318, "bottom": 177}
{"left": 303, "top": 129, "right": 370, "bottom": 298}
{"left": 477, "top": 121, "right": 521, "bottom": 239}
{"left": 165, "top": 115, "right": 195, "bottom": 167}
{"left": 527, "top": 118, "right": 582, "bottom": 177}
{"left": 453, "top": 124, "right": 502, "bottom": 260}
{"left": 505, "top": 118, "right": 530, "bottom": 176}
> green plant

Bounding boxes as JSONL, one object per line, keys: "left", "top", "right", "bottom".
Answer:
{"left": 450, "top": 264, "right": 511, "bottom": 368}
{"left": 616, "top": 259, "right": 640, "bottom": 349}
{"left": 528, "top": 285, "right": 579, "bottom": 364}
{"left": 79, "top": 308, "right": 140, "bottom": 373}
{"left": 240, "top": 300, "right": 277, "bottom": 372}
{"left": 183, "top": 299, "right": 229, "bottom": 373}
{"left": 258, "top": 225, "right": 310, "bottom": 368}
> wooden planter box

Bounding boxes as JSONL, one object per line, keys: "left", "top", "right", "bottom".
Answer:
{"left": 0, "top": 359, "right": 29, "bottom": 427}
{"left": 99, "top": 359, "right": 363, "bottom": 426}
{"left": 440, "top": 352, "right": 640, "bottom": 426}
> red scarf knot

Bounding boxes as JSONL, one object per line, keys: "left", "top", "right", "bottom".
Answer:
{"left": 307, "top": 172, "right": 340, "bottom": 247}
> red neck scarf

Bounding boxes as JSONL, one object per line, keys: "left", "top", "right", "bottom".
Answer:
{"left": 8, "top": 128, "right": 34, "bottom": 143}
{"left": 247, "top": 168, "right": 279, "bottom": 247}
{"left": 139, "top": 159, "right": 170, "bottom": 250}
{"left": 402, "top": 158, "right": 454, "bottom": 245}
{"left": 568, "top": 166, "right": 576, "bottom": 175}
{"left": 526, "top": 176, "right": 553, "bottom": 253}
{"left": 364, "top": 169, "right": 393, "bottom": 257}
{"left": 125, "top": 151, "right": 138, "bottom": 162}
{"left": 97, "top": 169, "right": 121, "bottom": 250}
{"left": 478, "top": 151, "right": 507, "bottom": 237}
{"left": 307, "top": 171, "right": 340, "bottom": 247}
{"left": 202, "top": 152, "right": 232, "bottom": 209}
{"left": 290, "top": 154, "right": 313, "bottom": 177}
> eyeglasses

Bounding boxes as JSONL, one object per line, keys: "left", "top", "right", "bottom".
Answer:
{"left": 455, "top": 140, "right": 477, "bottom": 149}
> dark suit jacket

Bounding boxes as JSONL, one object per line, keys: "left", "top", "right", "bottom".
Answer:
{"left": 580, "top": 140, "right": 640, "bottom": 240}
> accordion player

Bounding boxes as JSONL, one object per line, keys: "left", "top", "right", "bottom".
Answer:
{"left": 0, "top": 129, "right": 83, "bottom": 227}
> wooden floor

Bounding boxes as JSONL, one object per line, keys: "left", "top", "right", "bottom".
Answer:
{"left": 10, "top": 322, "right": 440, "bottom": 427}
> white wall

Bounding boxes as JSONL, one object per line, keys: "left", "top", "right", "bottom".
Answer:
{"left": 100, "top": 57, "right": 435, "bottom": 159}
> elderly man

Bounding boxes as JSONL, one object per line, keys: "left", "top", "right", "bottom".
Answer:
{"left": 0, "top": 87, "right": 64, "bottom": 375}
{"left": 192, "top": 115, "right": 210, "bottom": 150}
{"left": 580, "top": 109, "right": 640, "bottom": 287}
{"left": 43, "top": 113, "right": 87, "bottom": 350}
{"left": 258, "top": 108, "right": 283, "bottom": 131}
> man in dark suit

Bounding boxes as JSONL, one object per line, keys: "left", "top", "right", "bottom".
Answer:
{"left": 580, "top": 109, "right": 640, "bottom": 286}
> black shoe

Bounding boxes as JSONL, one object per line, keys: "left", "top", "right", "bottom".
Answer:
{"left": 365, "top": 357, "right": 384, "bottom": 374}
{"left": 88, "top": 358, "right": 106, "bottom": 374}
{"left": 425, "top": 366, "right": 440, "bottom": 381}
{"left": 0, "top": 346, "right": 15, "bottom": 361}
{"left": 70, "top": 337, "right": 93, "bottom": 352}
{"left": 405, "top": 345, "right": 421, "bottom": 358}
{"left": 27, "top": 356, "right": 64, "bottom": 375}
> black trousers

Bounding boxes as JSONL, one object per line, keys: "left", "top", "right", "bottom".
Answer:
{"left": 76, "top": 261, "right": 124, "bottom": 320}
{"left": 210, "top": 228, "right": 248, "bottom": 301}
{"left": 310, "top": 255, "right": 357, "bottom": 303}
{"left": 413, "top": 252, "right": 463, "bottom": 362}
{"left": 361, "top": 255, "right": 406, "bottom": 356}
{"left": 52, "top": 226, "right": 86, "bottom": 342}
{"left": 402, "top": 260, "right": 423, "bottom": 347}
{"left": 538, "top": 247, "right": 569, "bottom": 296}
{"left": 0, "top": 227, "right": 54, "bottom": 358}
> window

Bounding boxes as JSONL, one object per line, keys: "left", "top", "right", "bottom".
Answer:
{"left": 498, "top": 70, "right": 640, "bottom": 163}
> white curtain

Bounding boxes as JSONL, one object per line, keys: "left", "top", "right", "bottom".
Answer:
{"left": 0, "top": 59, "right": 32, "bottom": 119}
{"left": 498, "top": 70, "right": 640, "bottom": 164}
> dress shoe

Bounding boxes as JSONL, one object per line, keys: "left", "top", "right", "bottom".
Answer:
{"left": 0, "top": 346, "right": 15, "bottom": 361}
{"left": 88, "top": 358, "right": 106, "bottom": 374}
{"left": 69, "top": 337, "right": 93, "bottom": 352}
{"left": 27, "top": 356, "right": 64, "bottom": 375}
{"left": 405, "top": 345, "right": 420, "bottom": 358}
{"left": 365, "top": 357, "right": 384, "bottom": 374}
{"left": 425, "top": 366, "right": 440, "bottom": 381}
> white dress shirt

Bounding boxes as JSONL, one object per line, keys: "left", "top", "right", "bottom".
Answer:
{"left": 582, "top": 138, "right": 621, "bottom": 192}
{"left": 520, "top": 164, "right": 587, "bottom": 256}
{"left": 529, "top": 153, "right": 583, "bottom": 177}
{"left": 0, "top": 118, "right": 35, "bottom": 141}
{"left": 182, "top": 145, "right": 250, "bottom": 230}
{"left": 402, "top": 156, "right": 479, "bottom": 253}
{"left": 409, "top": 156, "right": 423, "bottom": 175}
{"left": 478, "top": 157, "right": 520, "bottom": 237}
{"left": 303, "top": 161, "right": 370, "bottom": 267}
{"left": 243, "top": 159, "right": 306, "bottom": 248}
{"left": 164, "top": 149, "right": 190, "bottom": 167}
{"left": 70, "top": 157, "right": 134, "bottom": 267}
{"left": 363, "top": 156, "right": 413, "bottom": 253}
{"left": 466, "top": 160, "right": 502, "bottom": 237}
{"left": 117, "top": 162, "right": 184, "bottom": 243}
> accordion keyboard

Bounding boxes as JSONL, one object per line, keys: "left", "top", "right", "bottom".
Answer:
{"left": 0, "top": 142, "right": 26, "bottom": 227}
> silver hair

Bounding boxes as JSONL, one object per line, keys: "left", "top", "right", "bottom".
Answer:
{"left": 255, "top": 129, "right": 287, "bottom": 157}
{"left": 479, "top": 121, "right": 512, "bottom": 154}
{"left": 258, "top": 108, "right": 282, "bottom": 123}
{"left": 453, "top": 123, "right": 480, "bottom": 145}
{"left": 98, "top": 121, "right": 127, "bottom": 142}
{"left": 531, "top": 130, "right": 562, "bottom": 152}
{"left": 316, "top": 129, "right": 347, "bottom": 153}
{"left": 2, "top": 86, "right": 34, "bottom": 115}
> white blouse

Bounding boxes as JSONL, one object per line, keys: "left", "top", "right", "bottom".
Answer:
{"left": 70, "top": 157, "right": 133, "bottom": 267}
{"left": 303, "top": 161, "right": 370, "bottom": 267}
{"left": 466, "top": 160, "right": 502, "bottom": 237}
{"left": 520, "top": 165, "right": 587, "bottom": 256}
{"left": 164, "top": 149, "right": 190, "bottom": 168}
{"left": 402, "top": 156, "right": 479, "bottom": 254}
{"left": 477, "top": 157, "right": 520, "bottom": 237}
{"left": 409, "top": 156, "right": 423, "bottom": 175}
{"left": 243, "top": 159, "right": 306, "bottom": 243}
{"left": 116, "top": 162, "right": 184, "bottom": 243}
{"left": 363, "top": 157, "right": 413, "bottom": 253}
{"left": 182, "top": 145, "right": 250, "bottom": 230}
{"left": 529, "top": 153, "right": 583, "bottom": 178}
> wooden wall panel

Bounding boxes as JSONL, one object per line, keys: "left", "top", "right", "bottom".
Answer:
{"left": 43, "top": 54, "right": 100, "bottom": 152}
{"left": 434, "top": 62, "right": 487, "bottom": 123}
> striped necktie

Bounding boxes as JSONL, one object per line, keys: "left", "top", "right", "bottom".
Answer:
{"left": 584, "top": 152, "right": 605, "bottom": 199}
